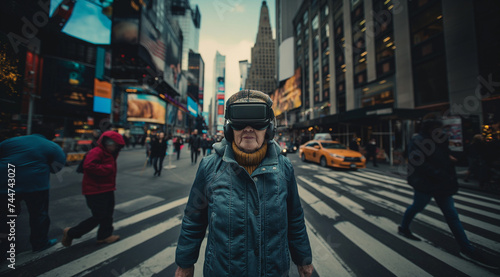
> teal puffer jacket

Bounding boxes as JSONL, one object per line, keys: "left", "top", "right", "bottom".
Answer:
{"left": 175, "top": 139, "right": 312, "bottom": 276}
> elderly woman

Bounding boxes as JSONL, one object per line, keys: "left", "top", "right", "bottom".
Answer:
{"left": 175, "top": 90, "right": 314, "bottom": 277}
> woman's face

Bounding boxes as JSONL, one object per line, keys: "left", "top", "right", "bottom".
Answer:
{"left": 233, "top": 126, "right": 267, "bottom": 153}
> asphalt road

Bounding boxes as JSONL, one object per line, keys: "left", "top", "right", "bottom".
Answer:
{"left": 3, "top": 147, "right": 500, "bottom": 276}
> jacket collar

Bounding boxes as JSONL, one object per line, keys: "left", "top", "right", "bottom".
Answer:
{"left": 214, "top": 139, "right": 280, "bottom": 175}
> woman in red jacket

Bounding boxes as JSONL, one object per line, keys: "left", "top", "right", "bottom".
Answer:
{"left": 62, "top": 131, "right": 125, "bottom": 246}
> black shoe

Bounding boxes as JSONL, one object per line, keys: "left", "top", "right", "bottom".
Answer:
{"left": 398, "top": 226, "right": 421, "bottom": 241}
{"left": 158, "top": 171, "right": 161, "bottom": 176}
{"left": 460, "top": 249, "right": 500, "bottom": 269}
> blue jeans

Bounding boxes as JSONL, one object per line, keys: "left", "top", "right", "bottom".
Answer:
{"left": 401, "top": 190, "right": 474, "bottom": 252}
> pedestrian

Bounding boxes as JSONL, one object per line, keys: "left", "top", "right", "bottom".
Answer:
{"left": 464, "top": 134, "right": 489, "bottom": 186}
{"left": 398, "top": 115, "right": 498, "bottom": 269}
{"left": 200, "top": 134, "right": 209, "bottom": 157}
{"left": 205, "top": 135, "right": 214, "bottom": 155}
{"left": 90, "top": 129, "right": 101, "bottom": 149}
{"left": 349, "top": 134, "right": 360, "bottom": 152}
{"left": 145, "top": 136, "right": 152, "bottom": 166}
{"left": 174, "top": 136, "right": 184, "bottom": 160}
{"left": 62, "top": 131, "right": 124, "bottom": 247}
{"left": 0, "top": 122, "right": 66, "bottom": 254}
{"left": 175, "top": 90, "right": 314, "bottom": 277}
{"left": 365, "top": 138, "right": 378, "bottom": 167}
{"left": 151, "top": 132, "right": 167, "bottom": 176}
{"left": 189, "top": 129, "right": 201, "bottom": 164}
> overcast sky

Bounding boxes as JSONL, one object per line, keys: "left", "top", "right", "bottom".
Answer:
{"left": 190, "top": 0, "right": 276, "bottom": 112}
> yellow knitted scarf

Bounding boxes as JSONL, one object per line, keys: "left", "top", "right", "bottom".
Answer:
{"left": 232, "top": 142, "right": 268, "bottom": 175}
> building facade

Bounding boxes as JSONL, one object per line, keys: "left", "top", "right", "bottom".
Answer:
{"left": 239, "top": 60, "right": 250, "bottom": 90}
{"left": 171, "top": 0, "right": 201, "bottom": 71}
{"left": 288, "top": 0, "right": 500, "bottom": 163}
{"left": 213, "top": 51, "right": 226, "bottom": 135}
{"left": 245, "top": 1, "right": 277, "bottom": 95}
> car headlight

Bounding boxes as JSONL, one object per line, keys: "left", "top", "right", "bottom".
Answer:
{"left": 282, "top": 149, "right": 287, "bottom": 153}
{"left": 361, "top": 156, "right": 366, "bottom": 160}
{"left": 293, "top": 146, "right": 297, "bottom": 151}
{"left": 330, "top": 153, "right": 344, "bottom": 159}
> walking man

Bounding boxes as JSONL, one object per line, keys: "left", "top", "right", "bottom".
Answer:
{"left": 0, "top": 122, "right": 66, "bottom": 253}
{"left": 398, "top": 115, "right": 498, "bottom": 269}
{"left": 189, "top": 130, "right": 201, "bottom": 164}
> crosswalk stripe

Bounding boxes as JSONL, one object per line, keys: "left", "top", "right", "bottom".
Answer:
{"left": 352, "top": 171, "right": 500, "bottom": 211}
{"left": 299, "top": 177, "right": 430, "bottom": 276}
{"left": 376, "top": 190, "right": 500, "bottom": 233}
{"left": 458, "top": 190, "right": 500, "bottom": 205}
{"left": 193, "top": 236, "right": 207, "bottom": 277}
{"left": 298, "top": 185, "right": 340, "bottom": 220}
{"left": 39, "top": 216, "right": 183, "bottom": 277}
{"left": 5, "top": 196, "right": 189, "bottom": 273}
{"left": 359, "top": 170, "right": 500, "bottom": 205}
{"left": 298, "top": 177, "right": 498, "bottom": 277}
{"left": 340, "top": 172, "right": 500, "bottom": 221}
{"left": 336, "top": 221, "right": 432, "bottom": 277}
{"left": 313, "top": 175, "right": 500, "bottom": 253}
{"left": 121, "top": 245, "right": 176, "bottom": 276}
{"left": 304, "top": 219, "right": 354, "bottom": 277}
{"left": 115, "top": 195, "right": 164, "bottom": 213}
{"left": 314, "top": 175, "right": 341, "bottom": 185}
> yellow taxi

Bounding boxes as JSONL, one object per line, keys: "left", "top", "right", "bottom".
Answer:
{"left": 299, "top": 140, "right": 366, "bottom": 169}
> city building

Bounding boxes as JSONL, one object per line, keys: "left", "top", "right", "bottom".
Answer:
{"left": 245, "top": 1, "right": 277, "bottom": 95}
{"left": 0, "top": 0, "right": 187, "bottom": 144}
{"left": 239, "top": 60, "right": 250, "bottom": 90}
{"left": 188, "top": 50, "right": 205, "bottom": 109}
{"left": 288, "top": 0, "right": 500, "bottom": 164}
{"left": 171, "top": 0, "right": 201, "bottom": 71}
{"left": 213, "top": 51, "right": 226, "bottom": 135}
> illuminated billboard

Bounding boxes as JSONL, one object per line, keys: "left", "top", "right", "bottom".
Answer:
{"left": 41, "top": 57, "right": 95, "bottom": 115}
{"left": 139, "top": 13, "right": 165, "bottom": 74}
{"left": 162, "top": 18, "right": 182, "bottom": 90}
{"left": 49, "top": 0, "right": 112, "bottom": 44}
{"left": 127, "top": 94, "right": 166, "bottom": 124}
{"left": 187, "top": 97, "right": 198, "bottom": 116}
{"left": 93, "top": 79, "right": 112, "bottom": 114}
{"left": 272, "top": 67, "right": 302, "bottom": 117}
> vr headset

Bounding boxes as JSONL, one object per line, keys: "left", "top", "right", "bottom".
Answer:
{"left": 224, "top": 102, "right": 275, "bottom": 141}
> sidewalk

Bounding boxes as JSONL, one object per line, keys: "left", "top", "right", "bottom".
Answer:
{"left": 363, "top": 162, "right": 500, "bottom": 196}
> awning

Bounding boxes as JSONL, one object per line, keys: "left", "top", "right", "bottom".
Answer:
{"left": 292, "top": 104, "right": 431, "bottom": 129}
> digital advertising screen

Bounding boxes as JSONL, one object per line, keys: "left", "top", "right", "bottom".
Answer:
{"left": 127, "top": 94, "right": 166, "bottom": 124}
{"left": 139, "top": 13, "right": 165, "bottom": 74}
{"left": 162, "top": 21, "right": 182, "bottom": 90}
{"left": 49, "top": 0, "right": 112, "bottom": 45}
{"left": 272, "top": 67, "right": 302, "bottom": 116}
{"left": 187, "top": 97, "right": 198, "bottom": 117}
{"left": 41, "top": 57, "right": 95, "bottom": 115}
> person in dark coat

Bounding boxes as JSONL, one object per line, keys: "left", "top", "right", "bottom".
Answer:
{"left": 464, "top": 134, "right": 489, "bottom": 186}
{"left": 150, "top": 132, "right": 168, "bottom": 176}
{"left": 349, "top": 135, "right": 360, "bottom": 152}
{"left": 175, "top": 90, "right": 313, "bottom": 277}
{"left": 365, "top": 138, "right": 378, "bottom": 166}
{"left": 398, "top": 116, "right": 498, "bottom": 269}
{"left": 189, "top": 130, "right": 201, "bottom": 164}
{"left": 62, "top": 131, "right": 125, "bottom": 247}
{"left": 200, "top": 134, "right": 209, "bottom": 157}
{"left": 0, "top": 122, "right": 66, "bottom": 253}
{"left": 174, "top": 136, "right": 184, "bottom": 160}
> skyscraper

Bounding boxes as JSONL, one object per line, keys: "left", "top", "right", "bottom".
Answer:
{"left": 239, "top": 60, "right": 250, "bottom": 90}
{"left": 245, "top": 1, "right": 276, "bottom": 95}
{"left": 213, "top": 51, "right": 226, "bottom": 134}
{"left": 171, "top": 0, "right": 201, "bottom": 71}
